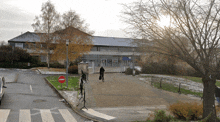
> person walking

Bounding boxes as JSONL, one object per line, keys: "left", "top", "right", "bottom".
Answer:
{"left": 100, "top": 66, "right": 105, "bottom": 82}
{"left": 79, "top": 78, "right": 83, "bottom": 96}
{"left": 215, "top": 85, "right": 220, "bottom": 107}
{"left": 81, "top": 70, "right": 87, "bottom": 83}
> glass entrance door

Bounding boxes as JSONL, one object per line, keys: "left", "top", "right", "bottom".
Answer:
{"left": 101, "top": 59, "right": 107, "bottom": 66}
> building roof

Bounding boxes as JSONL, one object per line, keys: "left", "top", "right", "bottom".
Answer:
{"left": 8, "top": 31, "right": 41, "bottom": 43}
{"left": 8, "top": 31, "right": 137, "bottom": 47}
{"left": 92, "top": 36, "right": 136, "bottom": 47}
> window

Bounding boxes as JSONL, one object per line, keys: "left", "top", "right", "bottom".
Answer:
{"left": 90, "top": 47, "right": 97, "bottom": 51}
{"left": 100, "top": 47, "right": 108, "bottom": 51}
{"left": 112, "top": 59, "right": 118, "bottom": 67}
{"left": 41, "top": 55, "right": 47, "bottom": 62}
{"left": 15, "top": 43, "right": 23, "bottom": 48}
{"left": 107, "top": 59, "right": 112, "bottom": 66}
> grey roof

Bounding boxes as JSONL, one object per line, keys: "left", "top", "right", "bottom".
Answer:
{"left": 8, "top": 31, "right": 136, "bottom": 47}
{"left": 8, "top": 31, "right": 41, "bottom": 42}
{"left": 92, "top": 36, "right": 136, "bottom": 47}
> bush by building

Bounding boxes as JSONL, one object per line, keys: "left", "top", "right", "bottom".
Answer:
{"left": 141, "top": 62, "right": 176, "bottom": 75}
{"left": 140, "top": 62, "right": 204, "bottom": 78}
{"left": 0, "top": 45, "right": 43, "bottom": 68}
{"left": 50, "top": 62, "right": 64, "bottom": 68}
{"left": 68, "top": 65, "right": 78, "bottom": 74}
{"left": 125, "top": 67, "right": 140, "bottom": 75}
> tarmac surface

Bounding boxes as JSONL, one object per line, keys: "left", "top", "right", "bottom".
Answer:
{"left": 3, "top": 69, "right": 212, "bottom": 121}
{"left": 80, "top": 73, "right": 203, "bottom": 121}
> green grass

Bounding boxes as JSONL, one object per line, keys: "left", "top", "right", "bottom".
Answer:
{"left": 182, "top": 76, "right": 220, "bottom": 86}
{"left": 46, "top": 76, "right": 79, "bottom": 91}
{"left": 147, "top": 75, "right": 220, "bottom": 86}
{"left": 182, "top": 76, "right": 202, "bottom": 83}
{"left": 152, "top": 81, "right": 203, "bottom": 98}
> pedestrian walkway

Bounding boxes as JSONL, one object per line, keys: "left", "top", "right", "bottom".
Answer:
{"left": 37, "top": 69, "right": 66, "bottom": 75}
{"left": 82, "top": 108, "right": 116, "bottom": 121}
{"left": 0, "top": 109, "right": 77, "bottom": 122}
{"left": 76, "top": 73, "right": 203, "bottom": 121}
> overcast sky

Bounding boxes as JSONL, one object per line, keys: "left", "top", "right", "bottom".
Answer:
{"left": 0, "top": 0, "right": 137, "bottom": 43}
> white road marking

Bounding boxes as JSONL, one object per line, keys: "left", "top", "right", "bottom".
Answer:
{"left": 0, "top": 109, "right": 10, "bottom": 122}
{"left": 0, "top": 108, "right": 77, "bottom": 121}
{"left": 82, "top": 108, "right": 115, "bottom": 120}
{"left": 32, "top": 107, "right": 59, "bottom": 116}
{"left": 40, "top": 109, "right": 55, "bottom": 122}
{"left": 30, "top": 85, "right": 32, "bottom": 93}
{"left": 59, "top": 109, "right": 77, "bottom": 122}
{"left": 19, "top": 109, "right": 31, "bottom": 122}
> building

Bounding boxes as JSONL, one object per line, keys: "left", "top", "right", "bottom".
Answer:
{"left": 8, "top": 28, "right": 140, "bottom": 71}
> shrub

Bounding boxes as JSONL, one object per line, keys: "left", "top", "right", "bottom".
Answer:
{"left": 68, "top": 65, "right": 78, "bottom": 74}
{"left": 146, "top": 110, "right": 176, "bottom": 122}
{"left": 30, "top": 56, "right": 40, "bottom": 65}
{"left": 125, "top": 68, "right": 140, "bottom": 75}
{"left": 169, "top": 102, "right": 203, "bottom": 120}
{"left": 39, "top": 62, "right": 47, "bottom": 67}
{"left": 141, "top": 62, "right": 177, "bottom": 75}
{"left": 50, "top": 62, "right": 64, "bottom": 68}
{"left": 69, "top": 58, "right": 82, "bottom": 66}
{"left": 0, "top": 45, "right": 32, "bottom": 63}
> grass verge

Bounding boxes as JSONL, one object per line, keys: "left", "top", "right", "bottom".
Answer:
{"left": 46, "top": 76, "right": 79, "bottom": 91}
{"left": 179, "top": 76, "right": 220, "bottom": 86}
{"left": 152, "top": 82, "right": 203, "bottom": 97}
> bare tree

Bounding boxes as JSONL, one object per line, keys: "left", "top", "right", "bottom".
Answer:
{"left": 32, "top": 0, "right": 59, "bottom": 68}
{"left": 123, "top": 0, "right": 220, "bottom": 121}
{"left": 0, "top": 41, "right": 6, "bottom": 46}
{"left": 60, "top": 10, "right": 94, "bottom": 35}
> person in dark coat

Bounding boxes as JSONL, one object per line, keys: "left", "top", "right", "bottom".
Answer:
{"left": 215, "top": 85, "right": 220, "bottom": 107}
{"left": 79, "top": 70, "right": 87, "bottom": 96}
{"left": 100, "top": 66, "right": 105, "bottom": 82}
{"left": 80, "top": 78, "right": 83, "bottom": 95}
{"left": 81, "top": 70, "right": 87, "bottom": 83}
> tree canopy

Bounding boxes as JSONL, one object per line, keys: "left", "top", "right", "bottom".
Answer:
{"left": 31, "top": 0, "right": 93, "bottom": 66}
{"left": 51, "top": 26, "right": 93, "bottom": 62}
{"left": 123, "top": 0, "right": 220, "bottom": 121}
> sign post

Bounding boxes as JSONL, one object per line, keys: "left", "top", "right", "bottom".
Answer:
{"left": 58, "top": 76, "right": 65, "bottom": 88}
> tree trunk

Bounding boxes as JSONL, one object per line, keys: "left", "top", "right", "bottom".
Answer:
{"left": 47, "top": 52, "right": 50, "bottom": 68}
{"left": 202, "top": 76, "right": 217, "bottom": 121}
{"left": 47, "top": 48, "right": 50, "bottom": 69}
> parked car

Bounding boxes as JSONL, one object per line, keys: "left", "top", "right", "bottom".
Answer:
{"left": 0, "top": 77, "right": 6, "bottom": 105}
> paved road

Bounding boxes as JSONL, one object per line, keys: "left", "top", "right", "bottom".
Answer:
{"left": 0, "top": 69, "right": 88, "bottom": 122}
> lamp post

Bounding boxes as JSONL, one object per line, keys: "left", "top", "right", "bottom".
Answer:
{"left": 132, "top": 48, "right": 135, "bottom": 76}
{"left": 66, "top": 40, "right": 69, "bottom": 88}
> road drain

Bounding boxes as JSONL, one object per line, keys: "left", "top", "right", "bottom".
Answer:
{"left": 33, "top": 99, "right": 47, "bottom": 103}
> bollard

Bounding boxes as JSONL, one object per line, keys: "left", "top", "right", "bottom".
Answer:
{"left": 178, "top": 83, "right": 181, "bottom": 94}
{"left": 151, "top": 76, "right": 153, "bottom": 86}
{"left": 160, "top": 78, "right": 162, "bottom": 88}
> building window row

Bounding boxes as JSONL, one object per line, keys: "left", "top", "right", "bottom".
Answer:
{"left": 90, "top": 47, "right": 134, "bottom": 52}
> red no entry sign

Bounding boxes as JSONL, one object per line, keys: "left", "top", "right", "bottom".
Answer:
{"left": 58, "top": 76, "right": 65, "bottom": 83}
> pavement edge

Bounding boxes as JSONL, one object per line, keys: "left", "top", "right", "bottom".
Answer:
{"left": 44, "top": 77, "right": 102, "bottom": 122}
